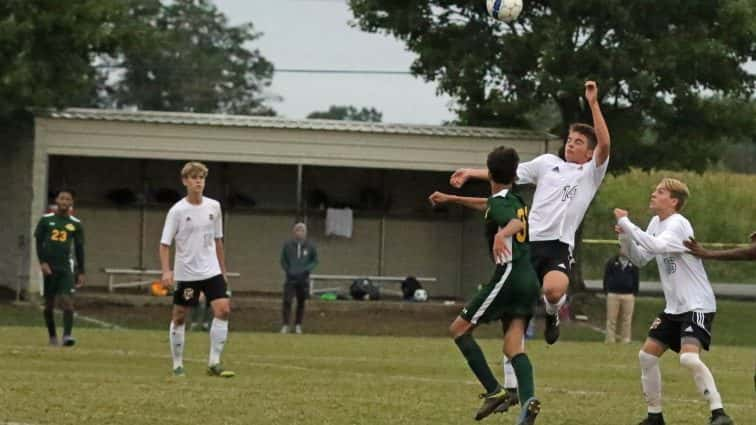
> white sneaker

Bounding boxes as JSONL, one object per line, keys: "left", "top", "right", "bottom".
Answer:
{"left": 280, "top": 325, "right": 289, "bottom": 334}
{"left": 295, "top": 325, "right": 303, "bottom": 334}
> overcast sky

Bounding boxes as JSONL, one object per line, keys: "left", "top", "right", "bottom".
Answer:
{"left": 215, "top": 0, "right": 456, "bottom": 125}
{"left": 214, "top": 0, "right": 755, "bottom": 126}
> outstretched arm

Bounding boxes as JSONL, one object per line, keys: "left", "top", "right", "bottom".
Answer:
{"left": 585, "top": 81, "right": 610, "bottom": 167}
{"left": 683, "top": 238, "right": 756, "bottom": 261}
{"left": 449, "top": 168, "right": 489, "bottom": 188}
{"left": 428, "top": 191, "right": 487, "bottom": 211}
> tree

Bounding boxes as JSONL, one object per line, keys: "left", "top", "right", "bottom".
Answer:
{"left": 0, "top": 0, "right": 131, "bottom": 119}
{"left": 307, "top": 105, "right": 383, "bottom": 122}
{"left": 107, "top": 0, "right": 275, "bottom": 115}
{"left": 349, "top": 0, "right": 755, "bottom": 172}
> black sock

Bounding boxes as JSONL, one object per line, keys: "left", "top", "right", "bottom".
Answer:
{"left": 43, "top": 309, "right": 56, "bottom": 338}
{"left": 711, "top": 408, "right": 725, "bottom": 418}
{"left": 63, "top": 310, "right": 74, "bottom": 336}
{"left": 454, "top": 333, "right": 500, "bottom": 394}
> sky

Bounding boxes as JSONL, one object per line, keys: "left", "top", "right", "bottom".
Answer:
{"left": 214, "top": 0, "right": 457, "bottom": 125}
{"left": 213, "top": 0, "right": 755, "bottom": 126}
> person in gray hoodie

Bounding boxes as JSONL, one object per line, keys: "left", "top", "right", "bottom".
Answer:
{"left": 280, "top": 222, "right": 318, "bottom": 334}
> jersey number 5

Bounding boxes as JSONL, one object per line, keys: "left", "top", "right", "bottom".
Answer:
{"left": 515, "top": 207, "right": 528, "bottom": 243}
{"left": 51, "top": 229, "right": 68, "bottom": 242}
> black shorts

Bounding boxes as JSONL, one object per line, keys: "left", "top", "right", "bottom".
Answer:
{"left": 529, "top": 240, "right": 573, "bottom": 283}
{"left": 173, "top": 274, "right": 229, "bottom": 307}
{"left": 647, "top": 311, "right": 715, "bottom": 352}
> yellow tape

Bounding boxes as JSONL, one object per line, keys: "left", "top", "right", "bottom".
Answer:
{"left": 583, "top": 239, "right": 750, "bottom": 248}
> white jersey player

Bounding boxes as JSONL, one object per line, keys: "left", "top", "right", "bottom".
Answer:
{"left": 614, "top": 178, "right": 733, "bottom": 425}
{"left": 160, "top": 161, "right": 235, "bottom": 378}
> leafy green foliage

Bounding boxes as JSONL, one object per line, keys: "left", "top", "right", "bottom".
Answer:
{"left": 107, "top": 0, "right": 275, "bottom": 115}
{"left": 349, "top": 0, "right": 756, "bottom": 172}
{"left": 307, "top": 105, "right": 383, "bottom": 122}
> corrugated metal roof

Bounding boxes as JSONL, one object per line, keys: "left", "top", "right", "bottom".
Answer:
{"left": 40, "top": 108, "right": 554, "bottom": 140}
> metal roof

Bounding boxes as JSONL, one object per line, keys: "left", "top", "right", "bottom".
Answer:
{"left": 41, "top": 108, "right": 554, "bottom": 140}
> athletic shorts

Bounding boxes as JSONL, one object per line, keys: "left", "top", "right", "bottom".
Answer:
{"left": 529, "top": 240, "right": 573, "bottom": 283}
{"left": 647, "top": 311, "right": 715, "bottom": 352}
{"left": 460, "top": 261, "right": 539, "bottom": 325}
{"left": 173, "top": 274, "right": 229, "bottom": 307}
{"left": 43, "top": 271, "right": 75, "bottom": 297}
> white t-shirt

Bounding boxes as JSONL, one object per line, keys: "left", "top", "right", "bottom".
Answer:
{"left": 517, "top": 154, "right": 608, "bottom": 249}
{"left": 160, "top": 197, "right": 223, "bottom": 282}
{"left": 617, "top": 214, "right": 716, "bottom": 314}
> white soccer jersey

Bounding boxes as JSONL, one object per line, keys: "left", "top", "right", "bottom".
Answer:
{"left": 617, "top": 214, "right": 716, "bottom": 314}
{"left": 160, "top": 197, "right": 223, "bottom": 282}
{"left": 517, "top": 154, "right": 608, "bottom": 249}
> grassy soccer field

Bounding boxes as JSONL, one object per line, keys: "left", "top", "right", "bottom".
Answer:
{"left": 1, "top": 321, "right": 754, "bottom": 424}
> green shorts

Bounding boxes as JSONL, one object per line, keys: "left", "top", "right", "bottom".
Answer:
{"left": 460, "top": 261, "right": 539, "bottom": 325}
{"left": 43, "top": 270, "right": 75, "bottom": 297}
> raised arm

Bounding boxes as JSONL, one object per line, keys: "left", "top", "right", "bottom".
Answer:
{"left": 428, "top": 191, "right": 487, "bottom": 211}
{"left": 449, "top": 168, "right": 489, "bottom": 188}
{"left": 615, "top": 212, "right": 687, "bottom": 257}
{"left": 585, "top": 81, "right": 610, "bottom": 167}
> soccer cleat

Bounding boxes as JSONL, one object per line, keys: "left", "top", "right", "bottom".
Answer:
{"left": 295, "top": 325, "right": 303, "bottom": 334}
{"left": 516, "top": 397, "right": 541, "bottom": 425}
{"left": 280, "top": 325, "right": 289, "bottom": 334}
{"left": 474, "top": 388, "right": 511, "bottom": 421}
{"left": 709, "top": 413, "right": 734, "bottom": 425}
{"left": 492, "top": 389, "right": 519, "bottom": 413}
{"left": 544, "top": 313, "right": 560, "bottom": 345}
{"left": 207, "top": 364, "right": 235, "bottom": 378}
{"left": 62, "top": 336, "right": 76, "bottom": 347}
{"left": 637, "top": 413, "right": 665, "bottom": 425}
{"left": 49, "top": 337, "right": 60, "bottom": 346}
{"left": 173, "top": 366, "right": 186, "bottom": 377}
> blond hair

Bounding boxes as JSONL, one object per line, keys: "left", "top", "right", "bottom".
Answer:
{"left": 659, "top": 178, "right": 689, "bottom": 211}
{"left": 181, "top": 161, "right": 208, "bottom": 178}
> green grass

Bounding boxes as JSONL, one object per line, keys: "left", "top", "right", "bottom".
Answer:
{"left": 1, "top": 327, "right": 753, "bottom": 425}
{"left": 580, "top": 169, "right": 756, "bottom": 283}
{"left": 1, "top": 299, "right": 754, "bottom": 425}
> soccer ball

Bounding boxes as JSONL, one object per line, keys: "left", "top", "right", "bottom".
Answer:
{"left": 486, "top": 0, "right": 523, "bottom": 23}
{"left": 414, "top": 289, "right": 428, "bottom": 302}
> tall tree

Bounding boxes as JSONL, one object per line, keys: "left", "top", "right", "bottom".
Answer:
{"left": 349, "top": 0, "right": 755, "bottom": 172}
{"left": 0, "top": 0, "right": 131, "bottom": 119}
{"left": 307, "top": 105, "right": 383, "bottom": 122}
{"left": 107, "top": 0, "right": 275, "bottom": 115}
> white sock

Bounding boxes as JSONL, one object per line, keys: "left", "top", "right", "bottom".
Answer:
{"left": 639, "top": 351, "right": 663, "bottom": 414}
{"left": 679, "top": 352, "right": 723, "bottom": 410}
{"left": 209, "top": 318, "right": 229, "bottom": 366}
{"left": 169, "top": 321, "right": 185, "bottom": 370}
{"left": 543, "top": 294, "right": 567, "bottom": 316}
{"left": 502, "top": 356, "right": 518, "bottom": 389}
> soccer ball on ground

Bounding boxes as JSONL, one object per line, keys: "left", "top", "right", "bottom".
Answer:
{"left": 414, "top": 289, "right": 428, "bottom": 302}
{"left": 486, "top": 0, "right": 523, "bottom": 23}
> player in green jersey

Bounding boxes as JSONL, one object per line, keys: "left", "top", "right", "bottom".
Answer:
{"left": 429, "top": 147, "right": 541, "bottom": 424}
{"left": 34, "top": 188, "right": 85, "bottom": 346}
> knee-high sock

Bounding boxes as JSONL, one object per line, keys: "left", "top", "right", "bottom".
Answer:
{"left": 639, "top": 351, "right": 663, "bottom": 414}
{"left": 209, "top": 318, "right": 229, "bottom": 366}
{"left": 63, "top": 310, "right": 74, "bottom": 336}
{"left": 544, "top": 294, "right": 566, "bottom": 316}
{"left": 169, "top": 322, "right": 185, "bottom": 369}
{"left": 502, "top": 355, "right": 518, "bottom": 389}
{"left": 454, "top": 334, "right": 500, "bottom": 394}
{"left": 510, "top": 353, "right": 534, "bottom": 405}
{"left": 679, "top": 353, "right": 723, "bottom": 411}
{"left": 43, "top": 308, "right": 56, "bottom": 338}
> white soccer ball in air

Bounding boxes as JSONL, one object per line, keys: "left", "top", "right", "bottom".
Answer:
{"left": 414, "top": 289, "right": 428, "bottom": 302}
{"left": 486, "top": 0, "right": 523, "bottom": 23}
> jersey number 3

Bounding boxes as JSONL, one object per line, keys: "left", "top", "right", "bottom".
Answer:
{"left": 515, "top": 207, "right": 528, "bottom": 243}
{"left": 51, "top": 229, "right": 68, "bottom": 242}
